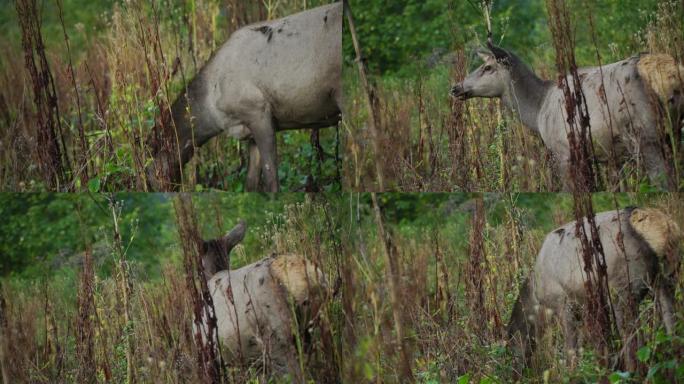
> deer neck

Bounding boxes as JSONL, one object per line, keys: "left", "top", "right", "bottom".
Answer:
{"left": 147, "top": 73, "right": 211, "bottom": 188}
{"left": 168, "top": 74, "right": 211, "bottom": 164}
{"left": 507, "top": 277, "right": 538, "bottom": 341}
{"left": 500, "top": 64, "right": 551, "bottom": 134}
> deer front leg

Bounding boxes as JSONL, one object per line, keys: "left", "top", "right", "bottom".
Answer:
{"left": 245, "top": 140, "right": 261, "bottom": 192}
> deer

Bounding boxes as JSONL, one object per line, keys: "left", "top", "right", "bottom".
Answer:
{"left": 451, "top": 42, "right": 684, "bottom": 191}
{"left": 148, "top": 3, "right": 342, "bottom": 192}
{"left": 507, "top": 207, "right": 681, "bottom": 373}
{"left": 197, "top": 220, "right": 328, "bottom": 375}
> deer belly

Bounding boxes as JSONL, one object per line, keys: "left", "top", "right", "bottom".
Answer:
{"left": 589, "top": 124, "right": 627, "bottom": 161}
{"left": 225, "top": 124, "right": 252, "bottom": 140}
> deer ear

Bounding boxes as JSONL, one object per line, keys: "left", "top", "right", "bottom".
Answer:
{"left": 222, "top": 219, "right": 246, "bottom": 249}
{"left": 486, "top": 41, "right": 510, "bottom": 63}
{"left": 476, "top": 48, "right": 494, "bottom": 62}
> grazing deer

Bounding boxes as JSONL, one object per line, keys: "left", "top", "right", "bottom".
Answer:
{"left": 198, "top": 221, "right": 327, "bottom": 374}
{"left": 451, "top": 43, "right": 684, "bottom": 191}
{"left": 148, "top": 3, "right": 342, "bottom": 192}
{"left": 507, "top": 207, "right": 681, "bottom": 371}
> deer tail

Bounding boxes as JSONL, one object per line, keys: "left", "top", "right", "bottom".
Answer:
{"left": 628, "top": 207, "right": 681, "bottom": 265}
{"left": 270, "top": 254, "right": 326, "bottom": 305}
{"left": 637, "top": 53, "right": 684, "bottom": 111}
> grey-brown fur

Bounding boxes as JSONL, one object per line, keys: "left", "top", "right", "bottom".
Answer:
{"left": 149, "top": 3, "right": 342, "bottom": 192}
{"left": 507, "top": 208, "right": 680, "bottom": 368}
{"left": 198, "top": 222, "right": 326, "bottom": 374}
{"left": 451, "top": 45, "right": 683, "bottom": 190}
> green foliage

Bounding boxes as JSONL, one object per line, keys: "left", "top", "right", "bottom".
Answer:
{"left": 345, "top": 0, "right": 671, "bottom": 76}
{"left": 344, "top": 0, "right": 546, "bottom": 75}
{"left": 0, "top": 193, "right": 351, "bottom": 278}
{"left": 636, "top": 328, "right": 684, "bottom": 383}
{"left": 277, "top": 129, "right": 343, "bottom": 192}
{"left": 0, "top": 193, "right": 174, "bottom": 278}
{"left": 0, "top": 194, "right": 94, "bottom": 276}
{"left": 0, "top": 0, "right": 114, "bottom": 56}
{"left": 344, "top": 0, "right": 471, "bottom": 75}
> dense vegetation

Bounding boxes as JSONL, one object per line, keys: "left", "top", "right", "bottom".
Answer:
{"left": 0, "top": 193, "right": 314, "bottom": 277}
{"left": 342, "top": 0, "right": 684, "bottom": 191}
{"left": 0, "top": 0, "right": 341, "bottom": 192}
{"left": 2, "top": 192, "right": 683, "bottom": 382}
{"left": 1, "top": 193, "right": 351, "bottom": 382}
{"left": 343, "top": 0, "right": 674, "bottom": 75}
{"left": 2, "top": 0, "right": 684, "bottom": 383}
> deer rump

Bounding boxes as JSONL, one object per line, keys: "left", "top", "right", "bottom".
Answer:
{"left": 539, "top": 54, "right": 683, "bottom": 164}
{"left": 205, "top": 254, "right": 326, "bottom": 369}
{"left": 508, "top": 207, "right": 680, "bottom": 365}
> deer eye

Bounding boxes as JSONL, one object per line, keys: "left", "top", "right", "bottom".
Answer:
{"left": 483, "top": 65, "right": 493, "bottom": 72}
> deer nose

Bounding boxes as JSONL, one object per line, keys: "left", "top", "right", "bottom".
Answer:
{"left": 450, "top": 84, "right": 471, "bottom": 100}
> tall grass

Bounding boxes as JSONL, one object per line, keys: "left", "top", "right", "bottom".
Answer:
{"left": 0, "top": 194, "right": 349, "bottom": 382}
{"left": 1, "top": 193, "right": 682, "bottom": 382}
{"left": 339, "top": 192, "right": 684, "bottom": 382}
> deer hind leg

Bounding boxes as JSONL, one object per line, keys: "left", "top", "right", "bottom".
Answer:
{"left": 612, "top": 298, "right": 637, "bottom": 372}
{"left": 245, "top": 140, "right": 261, "bottom": 191}
{"left": 656, "top": 281, "right": 676, "bottom": 334}
{"left": 246, "top": 111, "right": 279, "bottom": 192}
{"left": 556, "top": 157, "right": 573, "bottom": 192}
{"left": 561, "top": 303, "right": 580, "bottom": 369}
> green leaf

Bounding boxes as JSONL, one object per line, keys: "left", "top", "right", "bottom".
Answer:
{"left": 663, "top": 359, "right": 677, "bottom": 369}
{"left": 646, "top": 364, "right": 660, "bottom": 379}
{"left": 609, "top": 371, "right": 630, "bottom": 383}
{"left": 457, "top": 374, "right": 470, "bottom": 384}
{"left": 87, "top": 177, "right": 101, "bottom": 193}
{"left": 104, "top": 162, "right": 122, "bottom": 175}
{"left": 637, "top": 346, "right": 651, "bottom": 362}
{"left": 655, "top": 330, "right": 670, "bottom": 344}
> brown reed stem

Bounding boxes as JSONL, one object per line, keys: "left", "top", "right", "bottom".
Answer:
{"left": 56, "top": 0, "right": 89, "bottom": 188}
{"left": 108, "top": 195, "right": 135, "bottom": 383}
{"left": 0, "top": 286, "right": 8, "bottom": 384}
{"left": 16, "top": 0, "right": 70, "bottom": 189}
{"left": 174, "top": 194, "right": 223, "bottom": 383}
{"left": 76, "top": 246, "right": 96, "bottom": 384}
{"left": 466, "top": 196, "right": 487, "bottom": 335}
{"left": 370, "top": 193, "right": 414, "bottom": 382}
{"left": 344, "top": 1, "right": 385, "bottom": 191}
